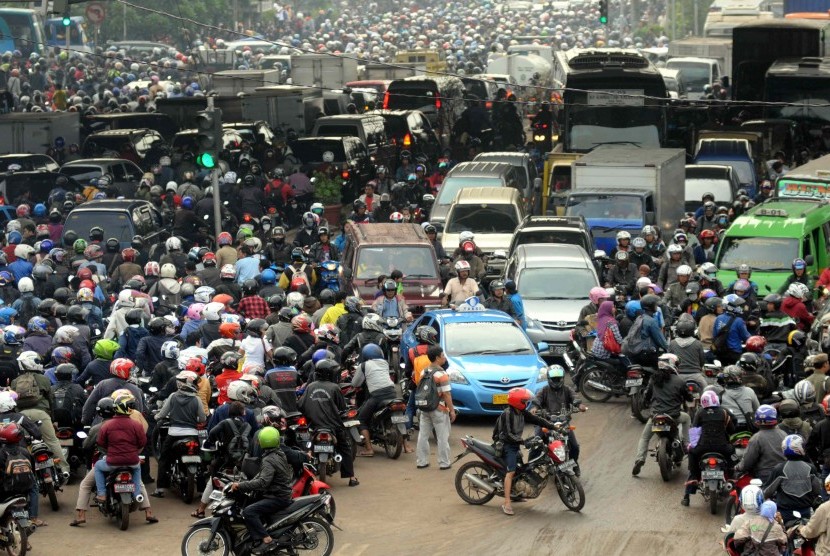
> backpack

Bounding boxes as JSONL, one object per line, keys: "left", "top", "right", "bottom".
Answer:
{"left": 0, "top": 446, "right": 34, "bottom": 495}
{"left": 285, "top": 264, "right": 311, "bottom": 292}
{"left": 52, "top": 384, "right": 79, "bottom": 426}
{"left": 14, "top": 372, "right": 42, "bottom": 409}
{"left": 0, "top": 344, "right": 21, "bottom": 387}
{"left": 225, "top": 418, "right": 251, "bottom": 466}
{"left": 412, "top": 354, "right": 431, "bottom": 386}
{"left": 621, "top": 315, "right": 654, "bottom": 357}
{"left": 414, "top": 368, "right": 440, "bottom": 412}
{"left": 16, "top": 295, "right": 37, "bottom": 327}
{"left": 712, "top": 315, "right": 737, "bottom": 356}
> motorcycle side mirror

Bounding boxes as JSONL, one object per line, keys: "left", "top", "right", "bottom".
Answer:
{"left": 593, "top": 250, "right": 607, "bottom": 259}
{"left": 149, "top": 386, "right": 158, "bottom": 393}
{"left": 536, "top": 341, "right": 549, "bottom": 353}
{"left": 76, "top": 431, "right": 87, "bottom": 439}
{"left": 793, "top": 511, "right": 802, "bottom": 519}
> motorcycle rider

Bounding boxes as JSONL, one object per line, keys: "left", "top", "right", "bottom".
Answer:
{"left": 293, "top": 212, "right": 318, "bottom": 249}
{"left": 93, "top": 390, "right": 145, "bottom": 505}
{"left": 760, "top": 293, "right": 797, "bottom": 351}
{"left": 265, "top": 227, "right": 293, "bottom": 267}
{"left": 682, "top": 390, "right": 735, "bottom": 507}
{"left": 632, "top": 354, "right": 693, "bottom": 476}
{"left": 264, "top": 347, "right": 300, "bottom": 414}
{"left": 720, "top": 366, "right": 760, "bottom": 430}
{"left": 664, "top": 265, "right": 694, "bottom": 311}
{"left": 738, "top": 352, "right": 773, "bottom": 402}
{"left": 713, "top": 294, "right": 752, "bottom": 365}
{"left": 307, "top": 226, "right": 340, "bottom": 265}
{"left": 668, "top": 314, "right": 708, "bottom": 393}
{"left": 277, "top": 248, "right": 316, "bottom": 292}
{"left": 334, "top": 296, "right": 365, "bottom": 347}
{"left": 341, "top": 313, "right": 390, "bottom": 362}
{"left": 778, "top": 399, "right": 813, "bottom": 442}
{"left": 298, "top": 359, "right": 359, "bottom": 486}
{"left": 735, "top": 405, "right": 787, "bottom": 484}
{"left": 782, "top": 282, "right": 814, "bottom": 331}
{"left": 733, "top": 500, "right": 788, "bottom": 555}
{"left": 371, "top": 279, "right": 412, "bottom": 322}
{"left": 763, "top": 434, "right": 822, "bottom": 523}
{"left": 605, "top": 250, "right": 637, "bottom": 296}
{"left": 230, "top": 426, "right": 294, "bottom": 555}
{"left": 532, "top": 365, "right": 586, "bottom": 475}
{"left": 442, "top": 260, "right": 480, "bottom": 307}
{"left": 798, "top": 475, "right": 830, "bottom": 553}
{"left": 794, "top": 379, "right": 825, "bottom": 426}
{"left": 484, "top": 280, "right": 517, "bottom": 318}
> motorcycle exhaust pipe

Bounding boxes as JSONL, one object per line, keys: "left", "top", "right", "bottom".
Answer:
{"left": 585, "top": 380, "right": 612, "bottom": 393}
{"left": 333, "top": 454, "right": 343, "bottom": 463}
{"left": 135, "top": 494, "right": 145, "bottom": 504}
{"left": 61, "top": 471, "right": 71, "bottom": 480}
{"left": 463, "top": 472, "right": 495, "bottom": 494}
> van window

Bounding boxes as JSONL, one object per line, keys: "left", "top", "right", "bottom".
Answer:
{"left": 354, "top": 246, "right": 438, "bottom": 280}
{"left": 386, "top": 83, "right": 438, "bottom": 111}
{"left": 315, "top": 124, "right": 360, "bottom": 138}
{"left": 446, "top": 204, "right": 519, "bottom": 234}
{"left": 436, "top": 176, "right": 504, "bottom": 206}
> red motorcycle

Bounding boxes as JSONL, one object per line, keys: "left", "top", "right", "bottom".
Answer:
{"left": 724, "top": 474, "right": 755, "bottom": 525}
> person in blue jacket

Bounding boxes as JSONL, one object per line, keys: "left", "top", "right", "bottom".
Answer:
{"left": 713, "top": 294, "right": 752, "bottom": 365}
{"left": 505, "top": 279, "right": 526, "bottom": 330}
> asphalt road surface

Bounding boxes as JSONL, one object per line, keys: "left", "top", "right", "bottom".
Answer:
{"left": 34, "top": 397, "right": 724, "bottom": 556}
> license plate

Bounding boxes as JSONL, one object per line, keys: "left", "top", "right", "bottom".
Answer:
{"left": 314, "top": 445, "right": 334, "bottom": 453}
{"left": 558, "top": 460, "right": 576, "bottom": 471}
{"left": 493, "top": 394, "right": 509, "bottom": 405}
{"left": 702, "top": 469, "right": 723, "bottom": 480}
{"left": 390, "top": 415, "right": 407, "bottom": 424}
{"left": 59, "top": 439, "right": 73, "bottom": 447}
{"left": 297, "top": 433, "right": 311, "bottom": 441}
{"left": 11, "top": 510, "right": 27, "bottom": 519}
{"left": 342, "top": 420, "right": 359, "bottom": 428}
{"left": 198, "top": 430, "right": 207, "bottom": 439}
{"left": 113, "top": 483, "right": 134, "bottom": 493}
{"left": 180, "top": 455, "right": 202, "bottom": 463}
{"left": 552, "top": 344, "right": 567, "bottom": 354}
{"left": 209, "top": 490, "right": 224, "bottom": 501}
{"left": 34, "top": 461, "right": 52, "bottom": 470}
{"left": 651, "top": 425, "right": 670, "bottom": 432}
{"left": 625, "top": 378, "right": 643, "bottom": 387}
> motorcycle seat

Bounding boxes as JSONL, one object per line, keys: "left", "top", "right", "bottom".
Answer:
{"left": 467, "top": 437, "right": 497, "bottom": 457}
{"left": 285, "top": 411, "right": 303, "bottom": 419}
{"left": 269, "top": 495, "right": 320, "bottom": 519}
{"left": 0, "top": 496, "right": 27, "bottom": 516}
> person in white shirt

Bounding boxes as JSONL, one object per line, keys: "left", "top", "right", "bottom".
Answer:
{"left": 239, "top": 319, "right": 273, "bottom": 368}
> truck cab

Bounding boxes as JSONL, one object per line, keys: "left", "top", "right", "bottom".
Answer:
{"left": 564, "top": 188, "right": 654, "bottom": 254}
{"left": 665, "top": 57, "right": 721, "bottom": 100}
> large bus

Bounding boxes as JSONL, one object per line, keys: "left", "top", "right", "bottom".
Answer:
{"left": 553, "top": 49, "right": 668, "bottom": 153}
{"left": 775, "top": 152, "right": 830, "bottom": 198}
{"left": 732, "top": 19, "right": 830, "bottom": 102}
{"left": 45, "top": 16, "right": 92, "bottom": 55}
{"left": 0, "top": 9, "right": 47, "bottom": 58}
{"left": 704, "top": 8, "right": 774, "bottom": 37}
{"left": 764, "top": 57, "right": 830, "bottom": 132}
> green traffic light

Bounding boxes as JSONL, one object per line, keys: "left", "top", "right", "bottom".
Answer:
{"left": 599, "top": 15, "right": 607, "bottom": 23}
{"left": 62, "top": 16, "right": 71, "bottom": 26}
{"left": 196, "top": 152, "right": 216, "bottom": 169}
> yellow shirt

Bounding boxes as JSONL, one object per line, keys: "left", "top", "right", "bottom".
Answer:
{"left": 320, "top": 303, "right": 347, "bottom": 325}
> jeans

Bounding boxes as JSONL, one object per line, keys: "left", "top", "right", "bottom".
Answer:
{"left": 356, "top": 386, "right": 397, "bottom": 432}
{"left": 780, "top": 507, "right": 812, "bottom": 525}
{"left": 242, "top": 497, "right": 291, "bottom": 541}
{"left": 20, "top": 408, "right": 70, "bottom": 475}
{"left": 416, "top": 410, "right": 451, "bottom": 468}
{"left": 405, "top": 390, "right": 416, "bottom": 430}
{"left": 635, "top": 413, "right": 691, "bottom": 463}
{"left": 28, "top": 483, "right": 38, "bottom": 519}
{"left": 93, "top": 457, "right": 142, "bottom": 500}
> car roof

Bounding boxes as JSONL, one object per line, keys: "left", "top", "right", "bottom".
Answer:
{"left": 314, "top": 114, "right": 383, "bottom": 122}
{"left": 69, "top": 199, "right": 153, "bottom": 212}
{"left": 87, "top": 128, "right": 151, "bottom": 137}
{"left": 474, "top": 152, "right": 531, "bottom": 164}
{"left": 516, "top": 215, "right": 589, "bottom": 230}
{"left": 62, "top": 158, "right": 134, "bottom": 166}
{"left": 446, "top": 161, "right": 514, "bottom": 178}
{"left": 724, "top": 198, "right": 830, "bottom": 237}
{"left": 425, "top": 308, "right": 518, "bottom": 325}
{"left": 686, "top": 164, "right": 734, "bottom": 178}
{"left": 513, "top": 244, "right": 593, "bottom": 268}
{"left": 0, "top": 154, "right": 52, "bottom": 160}
{"left": 453, "top": 186, "right": 520, "bottom": 203}
{"left": 349, "top": 223, "right": 431, "bottom": 245}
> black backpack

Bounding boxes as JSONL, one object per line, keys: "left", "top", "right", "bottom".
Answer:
{"left": 0, "top": 344, "right": 21, "bottom": 387}
{"left": 414, "top": 369, "right": 440, "bottom": 412}
{"left": 0, "top": 445, "right": 34, "bottom": 495}
{"left": 52, "top": 384, "right": 79, "bottom": 426}
{"left": 16, "top": 296, "right": 37, "bottom": 328}
{"left": 224, "top": 418, "right": 251, "bottom": 467}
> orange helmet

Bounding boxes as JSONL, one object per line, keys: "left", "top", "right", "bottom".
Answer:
{"left": 507, "top": 387, "right": 533, "bottom": 411}
{"left": 219, "top": 321, "right": 241, "bottom": 339}
{"left": 184, "top": 357, "right": 206, "bottom": 376}
{"left": 212, "top": 293, "right": 234, "bottom": 307}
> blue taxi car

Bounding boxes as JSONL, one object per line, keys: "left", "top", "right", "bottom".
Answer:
{"left": 401, "top": 301, "right": 550, "bottom": 416}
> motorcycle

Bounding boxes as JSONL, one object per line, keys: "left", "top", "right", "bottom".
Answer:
{"left": 579, "top": 357, "right": 628, "bottom": 403}
{"left": 365, "top": 398, "right": 408, "bottom": 459}
{"left": 283, "top": 412, "right": 311, "bottom": 451}
{"left": 649, "top": 414, "right": 685, "bottom": 482}
{"left": 685, "top": 379, "right": 703, "bottom": 420}
{"left": 309, "top": 428, "right": 345, "bottom": 484}
{"left": 317, "top": 260, "right": 341, "bottom": 292}
{"left": 56, "top": 426, "right": 86, "bottom": 476}
{"left": 382, "top": 316, "right": 403, "bottom": 380}
{"left": 169, "top": 435, "right": 204, "bottom": 504}
{"left": 627, "top": 365, "right": 654, "bottom": 423}
{"left": 453, "top": 434, "right": 585, "bottom": 512}
{"left": 696, "top": 452, "right": 733, "bottom": 515}
{"left": 30, "top": 439, "right": 66, "bottom": 511}
{"left": 0, "top": 496, "right": 30, "bottom": 556}
{"left": 181, "top": 488, "right": 336, "bottom": 556}
{"left": 723, "top": 474, "right": 756, "bottom": 526}
{"left": 97, "top": 458, "right": 145, "bottom": 531}
{"left": 786, "top": 511, "right": 817, "bottom": 556}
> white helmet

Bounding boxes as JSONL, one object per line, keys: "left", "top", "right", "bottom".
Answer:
{"left": 0, "top": 391, "right": 15, "bottom": 413}
{"left": 459, "top": 231, "right": 475, "bottom": 243}
{"left": 740, "top": 482, "right": 764, "bottom": 515}
{"left": 202, "top": 302, "right": 223, "bottom": 322}
{"left": 455, "top": 260, "right": 471, "bottom": 272}
{"left": 160, "top": 263, "right": 177, "bottom": 279}
{"left": 161, "top": 340, "right": 180, "bottom": 360}
{"left": 118, "top": 289, "right": 136, "bottom": 307}
{"left": 165, "top": 236, "right": 182, "bottom": 252}
{"left": 14, "top": 244, "right": 34, "bottom": 259}
{"left": 5, "top": 221, "right": 20, "bottom": 233}
{"left": 227, "top": 380, "right": 255, "bottom": 404}
{"left": 787, "top": 282, "right": 810, "bottom": 300}
{"left": 616, "top": 231, "right": 631, "bottom": 241}
{"left": 635, "top": 277, "right": 651, "bottom": 290}
{"left": 667, "top": 244, "right": 683, "bottom": 254}
{"left": 54, "top": 325, "right": 79, "bottom": 344}
{"left": 17, "top": 277, "right": 34, "bottom": 293}
{"left": 166, "top": 180, "right": 178, "bottom": 192}
{"left": 676, "top": 265, "right": 692, "bottom": 277}
{"left": 194, "top": 286, "right": 216, "bottom": 303}
{"left": 16, "top": 350, "right": 43, "bottom": 371}
{"left": 310, "top": 202, "right": 324, "bottom": 212}
{"left": 699, "top": 262, "right": 717, "bottom": 277}
{"left": 286, "top": 291, "right": 304, "bottom": 309}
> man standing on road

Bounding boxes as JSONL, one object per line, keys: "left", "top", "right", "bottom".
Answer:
{"left": 416, "top": 346, "right": 455, "bottom": 470}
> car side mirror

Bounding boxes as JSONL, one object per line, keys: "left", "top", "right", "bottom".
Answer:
{"left": 805, "top": 255, "right": 815, "bottom": 266}
{"left": 536, "top": 342, "right": 549, "bottom": 353}
{"left": 533, "top": 177, "right": 541, "bottom": 191}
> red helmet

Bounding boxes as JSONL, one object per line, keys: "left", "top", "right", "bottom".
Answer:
{"left": 110, "top": 358, "right": 135, "bottom": 380}
{"left": 219, "top": 322, "right": 241, "bottom": 339}
{"left": 76, "top": 267, "right": 93, "bottom": 281}
{"left": 745, "top": 335, "right": 767, "bottom": 353}
{"left": 290, "top": 275, "right": 306, "bottom": 291}
{"left": 121, "top": 248, "right": 137, "bottom": 262}
{"left": 15, "top": 205, "right": 29, "bottom": 218}
{"left": 202, "top": 252, "right": 217, "bottom": 265}
{"left": 0, "top": 422, "right": 23, "bottom": 444}
{"left": 184, "top": 357, "right": 206, "bottom": 376}
{"left": 291, "top": 314, "right": 312, "bottom": 334}
{"left": 823, "top": 394, "right": 830, "bottom": 415}
{"left": 461, "top": 240, "right": 475, "bottom": 254}
{"left": 699, "top": 229, "right": 716, "bottom": 241}
{"left": 217, "top": 232, "right": 233, "bottom": 246}
{"left": 79, "top": 279, "right": 95, "bottom": 290}
{"left": 507, "top": 387, "right": 533, "bottom": 411}
{"left": 144, "top": 261, "right": 160, "bottom": 276}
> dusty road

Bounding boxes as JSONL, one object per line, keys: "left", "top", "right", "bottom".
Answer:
{"left": 34, "top": 397, "right": 725, "bottom": 556}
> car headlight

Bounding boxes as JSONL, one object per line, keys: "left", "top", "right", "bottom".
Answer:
{"left": 536, "top": 366, "right": 549, "bottom": 383}
{"left": 448, "top": 368, "right": 469, "bottom": 385}
{"left": 527, "top": 318, "right": 543, "bottom": 330}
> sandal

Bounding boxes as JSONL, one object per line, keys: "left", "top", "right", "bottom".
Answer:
{"left": 146, "top": 516, "right": 159, "bottom": 524}
{"left": 190, "top": 510, "right": 205, "bottom": 518}
{"left": 348, "top": 478, "right": 360, "bottom": 487}
{"left": 357, "top": 450, "right": 374, "bottom": 457}
{"left": 31, "top": 519, "right": 47, "bottom": 527}
{"left": 501, "top": 505, "right": 514, "bottom": 516}
{"left": 68, "top": 519, "right": 85, "bottom": 527}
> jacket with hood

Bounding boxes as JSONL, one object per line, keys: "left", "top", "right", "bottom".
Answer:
{"left": 135, "top": 334, "right": 172, "bottom": 374}
{"left": 781, "top": 295, "right": 814, "bottom": 331}
{"left": 668, "top": 336, "right": 706, "bottom": 375}
{"left": 150, "top": 277, "right": 182, "bottom": 311}
{"left": 81, "top": 377, "right": 145, "bottom": 425}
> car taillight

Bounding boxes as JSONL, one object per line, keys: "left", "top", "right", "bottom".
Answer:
{"left": 35, "top": 453, "right": 48, "bottom": 463}
{"left": 389, "top": 402, "right": 407, "bottom": 412}
{"left": 341, "top": 170, "right": 350, "bottom": 180}
{"left": 117, "top": 472, "right": 132, "bottom": 482}
{"left": 186, "top": 440, "right": 199, "bottom": 455}
{"left": 297, "top": 417, "right": 307, "bottom": 427}
{"left": 435, "top": 98, "right": 441, "bottom": 110}
{"left": 626, "top": 370, "right": 641, "bottom": 379}
{"left": 403, "top": 133, "right": 412, "bottom": 147}
{"left": 382, "top": 91, "right": 390, "bottom": 109}
{"left": 708, "top": 457, "right": 717, "bottom": 468}
{"left": 316, "top": 432, "right": 331, "bottom": 443}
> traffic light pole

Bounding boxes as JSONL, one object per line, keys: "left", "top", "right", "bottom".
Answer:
{"left": 207, "top": 95, "right": 224, "bottom": 240}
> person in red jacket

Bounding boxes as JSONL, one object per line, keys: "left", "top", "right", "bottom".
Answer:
{"left": 782, "top": 282, "right": 814, "bottom": 331}
{"left": 215, "top": 351, "right": 243, "bottom": 405}
{"left": 93, "top": 390, "right": 146, "bottom": 503}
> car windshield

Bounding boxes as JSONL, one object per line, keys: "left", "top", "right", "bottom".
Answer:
{"left": 446, "top": 204, "right": 519, "bottom": 234}
{"left": 685, "top": 178, "right": 733, "bottom": 211}
{"left": 0, "top": 158, "right": 53, "bottom": 172}
{"left": 566, "top": 194, "right": 643, "bottom": 221}
{"left": 354, "top": 246, "right": 438, "bottom": 280}
{"left": 716, "top": 236, "right": 798, "bottom": 271}
{"left": 702, "top": 159, "right": 753, "bottom": 184}
{"left": 514, "top": 230, "right": 588, "bottom": 250}
{"left": 382, "top": 116, "right": 408, "bottom": 137}
{"left": 314, "top": 125, "right": 360, "bottom": 138}
{"left": 435, "top": 177, "right": 504, "bottom": 206}
{"left": 289, "top": 141, "right": 346, "bottom": 163}
{"left": 60, "top": 165, "right": 103, "bottom": 181}
{"left": 444, "top": 321, "right": 534, "bottom": 356}
{"left": 518, "top": 267, "right": 597, "bottom": 299}
{"left": 666, "top": 61, "right": 711, "bottom": 92}
{"left": 386, "top": 85, "right": 437, "bottom": 111}
{"left": 64, "top": 211, "right": 133, "bottom": 244}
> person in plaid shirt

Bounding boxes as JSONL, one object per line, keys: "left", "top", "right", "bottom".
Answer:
{"left": 238, "top": 280, "right": 269, "bottom": 320}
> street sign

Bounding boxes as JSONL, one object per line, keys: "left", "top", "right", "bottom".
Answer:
{"left": 85, "top": 2, "right": 105, "bottom": 24}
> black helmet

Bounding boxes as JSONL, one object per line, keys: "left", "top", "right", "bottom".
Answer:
{"left": 278, "top": 307, "right": 295, "bottom": 322}
{"left": 55, "top": 363, "right": 77, "bottom": 380}
{"left": 53, "top": 287, "right": 71, "bottom": 304}
{"left": 96, "top": 397, "right": 116, "bottom": 419}
{"left": 268, "top": 293, "right": 286, "bottom": 310}
{"left": 246, "top": 318, "right": 267, "bottom": 336}
{"left": 62, "top": 229, "right": 78, "bottom": 247}
{"left": 273, "top": 346, "right": 297, "bottom": 366}
{"left": 147, "top": 317, "right": 167, "bottom": 335}
{"left": 105, "top": 237, "right": 119, "bottom": 252}
{"left": 763, "top": 293, "right": 783, "bottom": 309}
{"left": 319, "top": 289, "right": 335, "bottom": 305}
{"left": 291, "top": 247, "right": 304, "bottom": 262}
{"left": 345, "top": 296, "right": 362, "bottom": 313}
{"left": 416, "top": 325, "right": 438, "bottom": 344}
{"left": 89, "top": 226, "right": 104, "bottom": 242}
{"left": 738, "top": 352, "right": 759, "bottom": 374}
{"left": 675, "top": 315, "right": 695, "bottom": 338}
{"left": 54, "top": 304, "right": 67, "bottom": 320}
{"left": 242, "top": 279, "right": 259, "bottom": 295}
{"left": 640, "top": 294, "right": 659, "bottom": 312}
{"left": 382, "top": 279, "right": 397, "bottom": 292}
{"left": 66, "top": 304, "right": 87, "bottom": 324}
{"left": 315, "top": 359, "right": 340, "bottom": 381}
{"left": 126, "top": 308, "right": 145, "bottom": 326}
{"left": 131, "top": 235, "right": 144, "bottom": 250}
{"left": 37, "top": 298, "right": 56, "bottom": 317}
{"left": 352, "top": 199, "right": 366, "bottom": 211}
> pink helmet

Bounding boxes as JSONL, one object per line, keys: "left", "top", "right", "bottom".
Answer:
{"left": 186, "top": 303, "right": 206, "bottom": 321}
{"left": 589, "top": 286, "right": 607, "bottom": 305}
{"left": 701, "top": 390, "right": 720, "bottom": 408}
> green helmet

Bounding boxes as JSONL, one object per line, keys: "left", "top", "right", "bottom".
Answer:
{"left": 258, "top": 426, "right": 281, "bottom": 449}
{"left": 93, "top": 339, "right": 120, "bottom": 361}
{"left": 73, "top": 238, "right": 88, "bottom": 254}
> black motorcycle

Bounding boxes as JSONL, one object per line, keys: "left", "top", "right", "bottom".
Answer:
{"left": 364, "top": 398, "right": 408, "bottom": 459}
{"left": 650, "top": 413, "right": 685, "bottom": 482}
{"left": 180, "top": 488, "right": 336, "bottom": 556}
{"left": 0, "top": 496, "right": 30, "bottom": 556}
{"left": 31, "top": 439, "right": 66, "bottom": 511}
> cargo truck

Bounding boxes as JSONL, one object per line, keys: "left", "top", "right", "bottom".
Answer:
{"left": 0, "top": 112, "right": 80, "bottom": 155}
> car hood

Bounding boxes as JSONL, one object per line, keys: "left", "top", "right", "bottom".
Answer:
{"left": 449, "top": 354, "right": 543, "bottom": 384}
{"left": 522, "top": 297, "right": 587, "bottom": 322}
{"left": 442, "top": 232, "right": 514, "bottom": 253}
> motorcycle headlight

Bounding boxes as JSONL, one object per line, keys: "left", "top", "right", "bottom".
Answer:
{"left": 553, "top": 444, "right": 566, "bottom": 461}
{"left": 448, "top": 369, "right": 468, "bottom": 385}
{"left": 386, "top": 317, "right": 400, "bottom": 328}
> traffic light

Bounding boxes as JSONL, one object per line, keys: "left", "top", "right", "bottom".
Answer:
{"left": 195, "top": 108, "right": 222, "bottom": 169}
{"left": 62, "top": 13, "right": 71, "bottom": 26}
{"left": 599, "top": 0, "right": 608, "bottom": 24}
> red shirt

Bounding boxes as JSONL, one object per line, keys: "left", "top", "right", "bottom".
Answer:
{"left": 238, "top": 295, "right": 269, "bottom": 320}
{"left": 215, "top": 370, "right": 243, "bottom": 405}
{"left": 781, "top": 296, "right": 814, "bottom": 330}
{"left": 98, "top": 415, "right": 146, "bottom": 466}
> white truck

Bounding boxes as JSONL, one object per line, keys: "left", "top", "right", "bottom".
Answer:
{"left": 668, "top": 36, "right": 733, "bottom": 78}
{"left": 0, "top": 112, "right": 80, "bottom": 154}
{"left": 486, "top": 53, "right": 552, "bottom": 89}
{"left": 665, "top": 56, "right": 723, "bottom": 100}
{"left": 212, "top": 69, "right": 283, "bottom": 96}
{"left": 564, "top": 148, "right": 686, "bottom": 253}
{"left": 291, "top": 54, "right": 358, "bottom": 90}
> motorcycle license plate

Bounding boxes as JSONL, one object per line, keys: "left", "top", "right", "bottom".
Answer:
{"left": 702, "top": 469, "right": 723, "bottom": 480}
{"left": 625, "top": 379, "right": 643, "bottom": 388}
{"left": 34, "top": 461, "right": 52, "bottom": 470}
{"left": 558, "top": 460, "right": 576, "bottom": 471}
{"left": 297, "top": 432, "right": 311, "bottom": 442}
{"left": 343, "top": 421, "right": 359, "bottom": 428}
{"left": 11, "top": 510, "right": 27, "bottom": 519}
{"left": 59, "top": 439, "right": 74, "bottom": 447}
{"left": 314, "top": 445, "right": 334, "bottom": 453}
{"left": 492, "top": 394, "right": 509, "bottom": 405}
{"left": 113, "top": 483, "right": 134, "bottom": 493}
{"left": 390, "top": 415, "right": 407, "bottom": 424}
{"left": 180, "top": 455, "right": 202, "bottom": 463}
{"left": 651, "top": 425, "right": 670, "bottom": 432}
{"left": 209, "top": 490, "right": 224, "bottom": 501}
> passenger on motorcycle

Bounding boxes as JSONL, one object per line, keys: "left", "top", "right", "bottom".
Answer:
{"left": 733, "top": 500, "right": 787, "bottom": 555}
{"left": 738, "top": 352, "right": 773, "bottom": 402}
{"left": 736, "top": 405, "right": 787, "bottom": 484}
{"left": 628, "top": 294, "right": 669, "bottom": 369}
{"left": 590, "top": 300, "right": 628, "bottom": 368}
{"left": 93, "top": 391, "right": 145, "bottom": 504}
{"left": 371, "top": 279, "right": 412, "bottom": 322}
{"left": 341, "top": 313, "right": 390, "bottom": 362}
{"left": 798, "top": 475, "right": 830, "bottom": 553}
{"left": 632, "top": 354, "right": 693, "bottom": 476}
{"left": 763, "top": 434, "right": 821, "bottom": 523}
{"left": 264, "top": 347, "right": 301, "bottom": 414}
{"left": 778, "top": 399, "right": 812, "bottom": 440}
{"left": 794, "top": 380, "right": 825, "bottom": 426}
{"left": 230, "top": 426, "right": 294, "bottom": 555}
{"left": 782, "top": 282, "right": 814, "bottom": 332}
{"left": 494, "top": 387, "right": 557, "bottom": 516}
{"left": 669, "top": 314, "right": 708, "bottom": 393}
{"left": 532, "top": 366, "right": 586, "bottom": 474}
{"left": 760, "top": 292, "right": 797, "bottom": 351}
{"left": 719, "top": 366, "right": 760, "bottom": 430}
{"left": 682, "top": 390, "right": 736, "bottom": 507}
{"left": 713, "top": 295, "right": 752, "bottom": 365}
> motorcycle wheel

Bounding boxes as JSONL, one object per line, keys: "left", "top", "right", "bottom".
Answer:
{"left": 630, "top": 391, "right": 649, "bottom": 424}
{"left": 579, "top": 369, "right": 613, "bottom": 403}
{"left": 151, "top": 427, "right": 162, "bottom": 458}
{"left": 555, "top": 473, "right": 585, "bottom": 512}
{"left": 724, "top": 496, "right": 739, "bottom": 525}
{"left": 183, "top": 473, "right": 196, "bottom": 504}
{"left": 6, "top": 517, "right": 27, "bottom": 556}
{"left": 317, "top": 489, "right": 336, "bottom": 521}
{"left": 46, "top": 482, "right": 59, "bottom": 512}
{"left": 454, "top": 461, "right": 496, "bottom": 505}
{"left": 181, "top": 524, "right": 231, "bottom": 556}
{"left": 318, "top": 460, "right": 327, "bottom": 483}
{"left": 383, "top": 424, "right": 403, "bottom": 459}
{"left": 709, "top": 489, "right": 719, "bottom": 515}
{"left": 657, "top": 437, "right": 673, "bottom": 482}
{"left": 118, "top": 500, "right": 130, "bottom": 531}
{"left": 292, "top": 516, "right": 334, "bottom": 556}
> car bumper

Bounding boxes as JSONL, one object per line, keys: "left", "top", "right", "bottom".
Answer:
{"left": 451, "top": 382, "right": 546, "bottom": 416}
{"left": 525, "top": 323, "right": 571, "bottom": 356}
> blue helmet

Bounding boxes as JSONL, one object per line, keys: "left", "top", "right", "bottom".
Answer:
{"left": 7, "top": 231, "right": 21, "bottom": 245}
{"left": 33, "top": 203, "right": 46, "bottom": 217}
{"left": 754, "top": 404, "right": 778, "bottom": 426}
{"left": 782, "top": 434, "right": 805, "bottom": 458}
{"left": 624, "top": 300, "right": 642, "bottom": 320}
{"left": 311, "top": 349, "right": 330, "bottom": 365}
{"left": 39, "top": 239, "right": 53, "bottom": 254}
{"left": 181, "top": 196, "right": 194, "bottom": 210}
{"left": 27, "top": 316, "right": 48, "bottom": 334}
{"left": 2, "top": 324, "right": 23, "bottom": 343}
{"left": 260, "top": 269, "right": 277, "bottom": 285}
{"left": 361, "top": 343, "right": 384, "bottom": 361}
